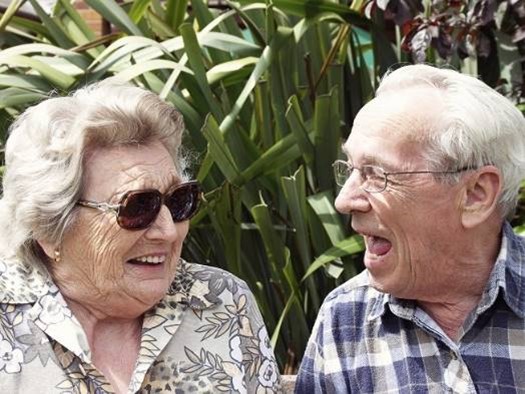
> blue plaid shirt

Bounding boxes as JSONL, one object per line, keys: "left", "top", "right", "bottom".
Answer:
{"left": 296, "top": 222, "right": 525, "bottom": 393}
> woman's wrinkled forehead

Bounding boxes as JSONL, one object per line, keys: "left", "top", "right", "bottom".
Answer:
{"left": 81, "top": 141, "right": 180, "bottom": 200}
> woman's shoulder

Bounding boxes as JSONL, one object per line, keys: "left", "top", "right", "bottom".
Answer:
{"left": 168, "top": 259, "right": 253, "bottom": 308}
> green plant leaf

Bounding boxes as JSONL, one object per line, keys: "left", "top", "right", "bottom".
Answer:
{"left": 220, "top": 26, "right": 293, "bottom": 133}
{"left": 0, "top": 55, "right": 75, "bottom": 89}
{"left": 207, "top": 57, "right": 258, "bottom": 85}
{"left": 0, "top": 43, "right": 90, "bottom": 70}
{"left": 129, "top": 0, "right": 153, "bottom": 23}
{"left": 307, "top": 190, "right": 345, "bottom": 245}
{"left": 0, "top": 0, "right": 24, "bottom": 32}
{"left": 0, "top": 87, "right": 48, "bottom": 109}
{"left": 27, "top": 0, "right": 76, "bottom": 48}
{"left": 0, "top": 73, "right": 53, "bottom": 91}
{"left": 180, "top": 23, "right": 223, "bottom": 121}
{"left": 314, "top": 87, "right": 340, "bottom": 190}
{"left": 84, "top": 0, "right": 143, "bottom": 36}
{"left": 112, "top": 59, "right": 193, "bottom": 82}
{"left": 57, "top": 0, "right": 98, "bottom": 43}
{"left": 251, "top": 199, "right": 287, "bottom": 274}
{"left": 303, "top": 235, "right": 364, "bottom": 280}
{"left": 286, "top": 95, "right": 314, "bottom": 164}
{"left": 201, "top": 115, "right": 243, "bottom": 185}
{"left": 166, "top": 0, "right": 189, "bottom": 33}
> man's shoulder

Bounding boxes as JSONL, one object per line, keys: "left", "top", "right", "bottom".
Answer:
{"left": 320, "top": 270, "right": 385, "bottom": 319}
{"left": 324, "top": 270, "right": 377, "bottom": 303}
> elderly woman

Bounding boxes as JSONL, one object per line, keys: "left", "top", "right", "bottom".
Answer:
{"left": 0, "top": 82, "right": 281, "bottom": 393}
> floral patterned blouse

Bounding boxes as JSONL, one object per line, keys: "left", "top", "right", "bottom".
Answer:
{"left": 0, "top": 257, "right": 281, "bottom": 393}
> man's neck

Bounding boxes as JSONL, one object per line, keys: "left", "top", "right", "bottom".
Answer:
{"left": 418, "top": 298, "right": 480, "bottom": 341}
{"left": 416, "top": 223, "right": 503, "bottom": 341}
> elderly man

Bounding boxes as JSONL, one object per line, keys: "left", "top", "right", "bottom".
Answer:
{"left": 295, "top": 64, "right": 525, "bottom": 393}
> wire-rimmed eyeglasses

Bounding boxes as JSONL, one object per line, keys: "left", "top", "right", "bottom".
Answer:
{"left": 332, "top": 160, "right": 473, "bottom": 193}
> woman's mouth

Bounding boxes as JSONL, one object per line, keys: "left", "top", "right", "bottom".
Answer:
{"left": 127, "top": 254, "right": 166, "bottom": 266}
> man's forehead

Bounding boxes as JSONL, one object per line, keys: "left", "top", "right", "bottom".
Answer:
{"left": 351, "top": 89, "right": 444, "bottom": 144}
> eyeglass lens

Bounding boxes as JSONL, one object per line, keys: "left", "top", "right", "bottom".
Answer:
{"left": 333, "top": 161, "right": 386, "bottom": 192}
{"left": 117, "top": 182, "right": 200, "bottom": 230}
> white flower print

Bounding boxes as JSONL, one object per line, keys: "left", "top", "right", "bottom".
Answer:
{"left": 257, "top": 326, "right": 274, "bottom": 360}
{"left": 258, "top": 358, "right": 278, "bottom": 388}
{"left": 229, "top": 336, "right": 243, "bottom": 363}
{"left": 38, "top": 294, "right": 70, "bottom": 325}
{"left": 0, "top": 340, "right": 24, "bottom": 374}
{"left": 223, "top": 361, "right": 246, "bottom": 393}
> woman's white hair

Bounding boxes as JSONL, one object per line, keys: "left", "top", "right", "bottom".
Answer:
{"left": 0, "top": 81, "right": 187, "bottom": 269}
{"left": 377, "top": 64, "right": 525, "bottom": 219}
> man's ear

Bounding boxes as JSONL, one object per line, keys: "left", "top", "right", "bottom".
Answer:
{"left": 461, "top": 166, "right": 502, "bottom": 228}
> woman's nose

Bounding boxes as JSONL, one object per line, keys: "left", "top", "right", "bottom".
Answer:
{"left": 145, "top": 205, "right": 182, "bottom": 241}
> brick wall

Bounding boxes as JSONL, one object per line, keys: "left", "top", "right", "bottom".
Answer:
{"left": 74, "top": 1, "right": 103, "bottom": 35}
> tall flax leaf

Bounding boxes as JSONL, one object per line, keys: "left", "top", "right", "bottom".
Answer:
{"left": 240, "top": 132, "right": 302, "bottom": 182}
{"left": 179, "top": 23, "right": 223, "bottom": 121}
{"left": 57, "top": 0, "right": 98, "bottom": 43}
{"left": 0, "top": 88, "right": 47, "bottom": 109}
{"left": 140, "top": 73, "right": 203, "bottom": 136}
{"left": 303, "top": 235, "right": 364, "bottom": 280}
{"left": 0, "top": 0, "right": 24, "bottom": 32}
{"left": 286, "top": 95, "right": 314, "bottom": 165}
{"left": 253, "top": 81, "right": 274, "bottom": 149}
{"left": 271, "top": 253, "right": 309, "bottom": 348}
{"left": 190, "top": 0, "right": 230, "bottom": 65}
{"left": 129, "top": 0, "right": 153, "bottom": 24}
{"left": 84, "top": 0, "right": 143, "bottom": 36}
{"left": 208, "top": 183, "right": 242, "bottom": 276}
{"left": 251, "top": 199, "right": 287, "bottom": 279}
{"left": 0, "top": 55, "right": 75, "bottom": 89}
{"left": 281, "top": 168, "right": 321, "bottom": 310}
{"left": 0, "top": 74, "right": 52, "bottom": 91}
{"left": 113, "top": 59, "right": 192, "bottom": 82}
{"left": 201, "top": 114, "right": 243, "bottom": 185}
{"left": 0, "top": 44, "right": 89, "bottom": 69}
{"left": 307, "top": 190, "right": 345, "bottom": 245}
{"left": 166, "top": 0, "right": 189, "bottom": 33}
{"left": 6, "top": 15, "right": 49, "bottom": 37}
{"left": 220, "top": 26, "right": 293, "bottom": 133}
{"left": 27, "top": 0, "right": 75, "bottom": 48}
{"left": 314, "top": 86, "right": 340, "bottom": 190}
{"left": 236, "top": 0, "right": 368, "bottom": 27}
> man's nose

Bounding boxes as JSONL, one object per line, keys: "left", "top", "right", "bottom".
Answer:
{"left": 334, "top": 170, "right": 371, "bottom": 214}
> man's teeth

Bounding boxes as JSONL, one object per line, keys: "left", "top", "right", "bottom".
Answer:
{"left": 134, "top": 255, "right": 166, "bottom": 264}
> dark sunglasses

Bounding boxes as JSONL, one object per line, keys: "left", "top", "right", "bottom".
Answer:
{"left": 77, "top": 181, "right": 202, "bottom": 230}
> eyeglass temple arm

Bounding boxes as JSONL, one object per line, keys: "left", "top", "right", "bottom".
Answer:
{"left": 77, "top": 200, "right": 120, "bottom": 214}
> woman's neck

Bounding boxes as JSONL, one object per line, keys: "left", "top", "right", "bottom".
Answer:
{"left": 65, "top": 297, "right": 143, "bottom": 394}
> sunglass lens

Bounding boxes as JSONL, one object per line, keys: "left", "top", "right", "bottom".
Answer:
{"left": 118, "top": 191, "right": 162, "bottom": 230}
{"left": 167, "top": 183, "right": 200, "bottom": 222}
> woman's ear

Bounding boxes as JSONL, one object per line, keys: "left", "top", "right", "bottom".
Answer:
{"left": 461, "top": 166, "right": 502, "bottom": 228}
{"left": 36, "top": 240, "right": 56, "bottom": 261}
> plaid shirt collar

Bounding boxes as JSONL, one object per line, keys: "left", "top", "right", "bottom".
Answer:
{"left": 368, "top": 221, "right": 525, "bottom": 322}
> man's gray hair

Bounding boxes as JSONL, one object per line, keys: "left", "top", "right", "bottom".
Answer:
{"left": 377, "top": 64, "right": 525, "bottom": 219}
{"left": 0, "top": 81, "right": 187, "bottom": 269}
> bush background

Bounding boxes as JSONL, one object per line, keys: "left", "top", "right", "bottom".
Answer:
{"left": 0, "top": 0, "right": 523, "bottom": 373}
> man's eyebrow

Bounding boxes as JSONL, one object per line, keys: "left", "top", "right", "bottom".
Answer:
{"left": 340, "top": 143, "right": 396, "bottom": 169}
